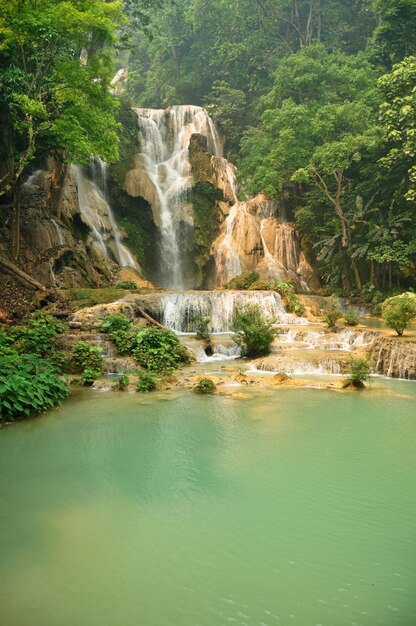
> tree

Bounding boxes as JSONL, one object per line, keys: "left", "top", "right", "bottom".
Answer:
{"left": 232, "top": 303, "right": 279, "bottom": 358}
{"left": 370, "top": 0, "right": 416, "bottom": 67}
{"left": 378, "top": 56, "right": 416, "bottom": 203}
{"left": 0, "top": 0, "right": 124, "bottom": 198}
{"left": 239, "top": 44, "right": 381, "bottom": 291}
{"left": 382, "top": 292, "right": 416, "bottom": 335}
{"left": 345, "top": 357, "right": 372, "bottom": 388}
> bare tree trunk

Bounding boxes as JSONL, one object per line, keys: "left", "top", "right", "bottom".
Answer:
{"left": 11, "top": 186, "right": 21, "bottom": 260}
{"left": 0, "top": 254, "right": 46, "bottom": 291}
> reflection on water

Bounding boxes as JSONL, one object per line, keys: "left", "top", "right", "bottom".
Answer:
{"left": 1, "top": 382, "right": 416, "bottom": 626}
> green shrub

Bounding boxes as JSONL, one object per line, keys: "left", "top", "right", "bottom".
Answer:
{"left": 81, "top": 368, "right": 101, "bottom": 386}
{"left": 100, "top": 314, "right": 131, "bottom": 334}
{"left": 0, "top": 329, "right": 17, "bottom": 356}
{"left": 136, "top": 371, "right": 157, "bottom": 392}
{"left": 248, "top": 278, "right": 272, "bottom": 291}
{"left": 343, "top": 309, "right": 360, "bottom": 326}
{"left": 133, "top": 327, "right": 191, "bottom": 373}
{"left": 190, "top": 313, "right": 210, "bottom": 341}
{"left": 382, "top": 293, "right": 416, "bottom": 336}
{"left": 113, "top": 280, "right": 138, "bottom": 290}
{"left": 73, "top": 342, "right": 103, "bottom": 373}
{"left": 345, "top": 357, "right": 372, "bottom": 388}
{"left": 110, "top": 329, "right": 138, "bottom": 354}
{"left": 6, "top": 313, "right": 65, "bottom": 357}
{"left": 225, "top": 270, "right": 260, "bottom": 290}
{"left": 232, "top": 304, "right": 279, "bottom": 358}
{"left": 0, "top": 354, "right": 68, "bottom": 421}
{"left": 114, "top": 374, "right": 129, "bottom": 390}
{"left": 283, "top": 292, "right": 306, "bottom": 316}
{"left": 49, "top": 350, "right": 76, "bottom": 374}
{"left": 194, "top": 378, "right": 216, "bottom": 394}
{"left": 323, "top": 306, "right": 342, "bottom": 329}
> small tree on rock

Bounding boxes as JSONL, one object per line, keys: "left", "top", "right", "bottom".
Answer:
{"left": 382, "top": 293, "right": 416, "bottom": 336}
{"left": 232, "top": 304, "right": 279, "bottom": 358}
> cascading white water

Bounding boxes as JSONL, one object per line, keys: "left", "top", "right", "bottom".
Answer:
{"left": 74, "top": 163, "right": 137, "bottom": 268}
{"left": 133, "top": 291, "right": 308, "bottom": 333}
{"left": 133, "top": 105, "right": 223, "bottom": 289}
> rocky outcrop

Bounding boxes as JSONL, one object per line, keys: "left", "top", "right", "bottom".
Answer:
{"left": 123, "top": 105, "right": 319, "bottom": 292}
{"left": 0, "top": 158, "right": 142, "bottom": 302}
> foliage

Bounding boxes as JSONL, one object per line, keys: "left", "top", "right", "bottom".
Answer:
{"left": 194, "top": 378, "right": 216, "bottom": 394}
{"left": 113, "top": 280, "right": 138, "bottom": 290}
{"left": 136, "top": 370, "right": 157, "bottom": 392}
{"left": 239, "top": 44, "right": 380, "bottom": 292}
{"left": 4, "top": 313, "right": 65, "bottom": 357}
{"left": 109, "top": 329, "right": 138, "bottom": 355}
{"left": 225, "top": 271, "right": 260, "bottom": 290}
{"left": 0, "top": 0, "right": 123, "bottom": 196}
{"left": 114, "top": 374, "right": 129, "bottom": 391}
{"left": 0, "top": 353, "right": 68, "bottom": 421}
{"left": 343, "top": 309, "right": 360, "bottom": 326}
{"left": 73, "top": 342, "right": 103, "bottom": 373}
{"left": 190, "top": 313, "right": 210, "bottom": 341}
{"left": 382, "top": 292, "right": 416, "bottom": 335}
{"left": 232, "top": 304, "right": 279, "bottom": 358}
{"left": 60, "top": 289, "right": 129, "bottom": 311}
{"left": 81, "top": 368, "right": 101, "bottom": 386}
{"left": 345, "top": 357, "right": 372, "bottom": 388}
{"left": 133, "top": 327, "right": 191, "bottom": 373}
{"left": 99, "top": 314, "right": 131, "bottom": 334}
{"left": 323, "top": 306, "right": 342, "bottom": 329}
{"left": 378, "top": 57, "right": 416, "bottom": 203}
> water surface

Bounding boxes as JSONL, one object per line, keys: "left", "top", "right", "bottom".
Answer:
{"left": 1, "top": 382, "right": 416, "bottom": 626}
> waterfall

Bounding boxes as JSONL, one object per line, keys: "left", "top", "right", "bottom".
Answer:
{"left": 133, "top": 105, "right": 223, "bottom": 289}
{"left": 132, "top": 291, "right": 307, "bottom": 333}
{"left": 74, "top": 162, "right": 137, "bottom": 268}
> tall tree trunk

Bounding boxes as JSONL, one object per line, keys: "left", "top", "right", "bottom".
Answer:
{"left": 11, "top": 187, "right": 21, "bottom": 259}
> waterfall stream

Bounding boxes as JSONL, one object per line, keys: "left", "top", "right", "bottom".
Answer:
{"left": 74, "top": 162, "right": 137, "bottom": 268}
{"left": 133, "top": 106, "right": 223, "bottom": 289}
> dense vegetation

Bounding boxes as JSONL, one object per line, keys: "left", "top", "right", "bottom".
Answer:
{"left": 1, "top": 0, "right": 415, "bottom": 294}
{"left": 122, "top": 0, "right": 416, "bottom": 294}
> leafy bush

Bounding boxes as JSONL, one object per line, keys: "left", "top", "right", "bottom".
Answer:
{"left": 113, "top": 280, "right": 138, "bottom": 290}
{"left": 49, "top": 350, "right": 76, "bottom": 374}
{"left": 194, "top": 378, "right": 216, "bottom": 394}
{"left": 110, "top": 329, "right": 138, "bottom": 355}
{"left": 283, "top": 292, "right": 306, "bottom": 316}
{"left": 323, "top": 306, "right": 342, "bottom": 329}
{"left": 190, "top": 313, "right": 210, "bottom": 341}
{"left": 382, "top": 293, "right": 416, "bottom": 336}
{"left": 232, "top": 304, "right": 279, "bottom": 358}
{"left": 136, "top": 371, "right": 157, "bottom": 392}
{"left": 0, "top": 354, "right": 68, "bottom": 421}
{"left": 73, "top": 342, "right": 103, "bottom": 373}
{"left": 133, "top": 327, "right": 191, "bottom": 373}
{"left": 0, "top": 329, "right": 17, "bottom": 356}
{"left": 345, "top": 357, "right": 372, "bottom": 388}
{"left": 343, "top": 309, "right": 360, "bottom": 326}
{"left": 225, "top": 270, "right": 260, "bottom": 290}
{"left": 6, "top": 313, "right": 65, "bottom": 357}
{"left": 81, "top": 368, "right": 101, "bottom": 386}
{"left": 114, "top": 374, "right": 129, "bottom": 391}
{"left": 99, "top": 314, "right": 131, "bottom": 334}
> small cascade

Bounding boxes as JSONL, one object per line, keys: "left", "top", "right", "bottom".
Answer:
{"left": 133, "top": 291, "right": 308, "bottom": 333}
{"left": 51, "top": 219, "right": 65, "bottom": 246}
{"left": 74, "top": 163, "right": 137, "bottom": 268}
{"left": 131, "top": 105, "right": 223, "bottom": 289}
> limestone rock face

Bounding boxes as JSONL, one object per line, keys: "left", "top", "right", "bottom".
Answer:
{"left": 211, "top": 194, "right": 319, "bottom": 291}
{"left": 120, "top": 105, "right": 319, "bottom": 291}
{"left": 0, "top": 159, "right": 140, "bottom": 291}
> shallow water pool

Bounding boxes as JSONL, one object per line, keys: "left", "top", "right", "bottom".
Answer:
{"left": 1, "top": 381, "right": 416, "bottom": 626}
